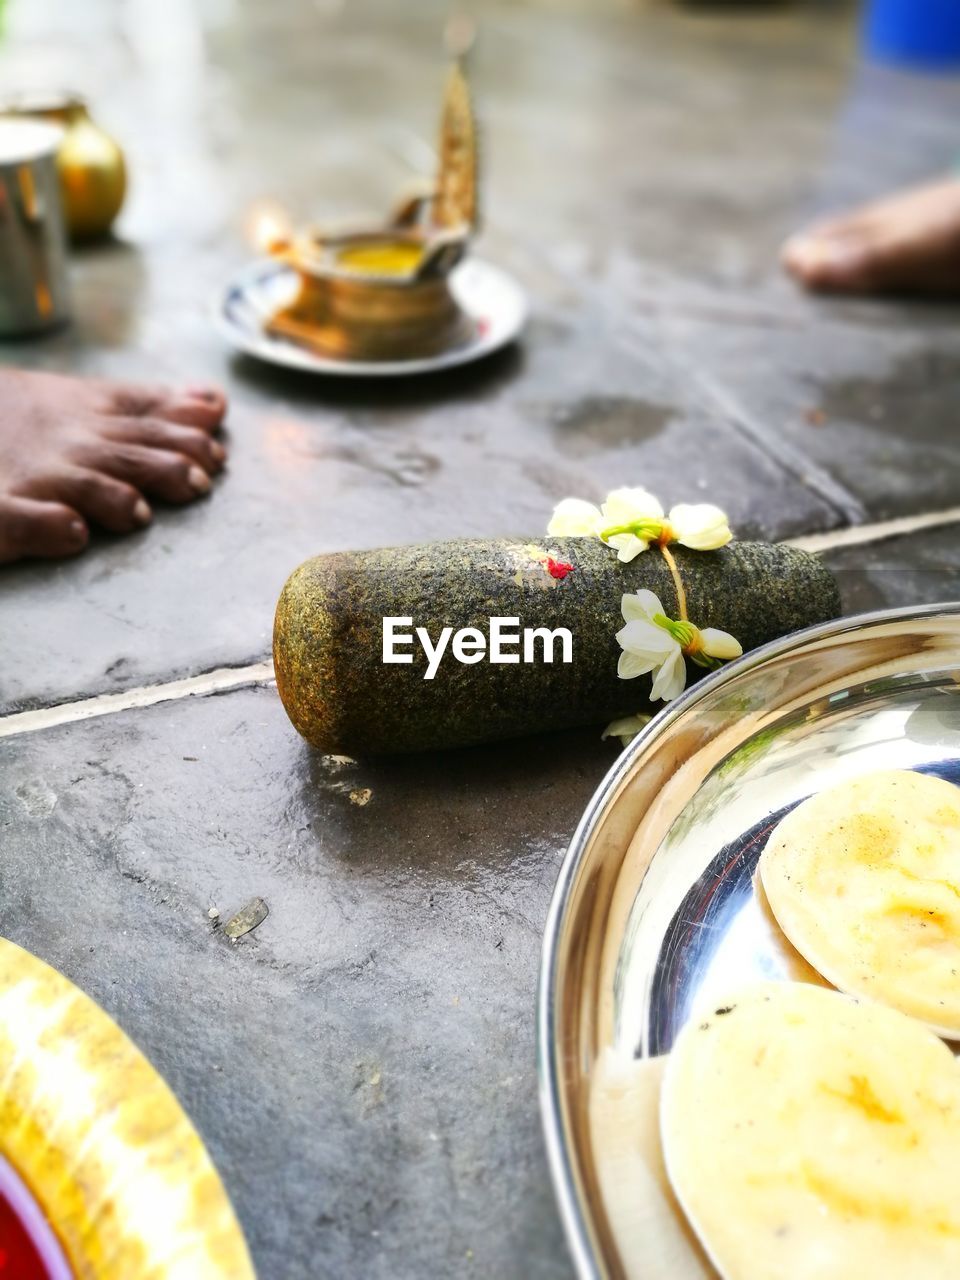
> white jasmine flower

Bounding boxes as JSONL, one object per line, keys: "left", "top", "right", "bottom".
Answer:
{"left": 615, "top": 590, "right": 686, "bottom": 702}
{"left": 601, "top": 713, "right": 652, "bottom": 749}
{"left": 615, "top": 590, "right": 742, "bottom": 703}
{"left": 667, "top": 503, "right": 733, "bottom": 551}
{"left": 548, "top": 490, "right": 732, "bottom": 562}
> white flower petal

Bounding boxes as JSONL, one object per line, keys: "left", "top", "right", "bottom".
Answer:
{"left": 617, "top": 619, "right": 677, "bottom": 658}
{"left": 699, "top": 627, "right": 743, "bottom": 660}
{"left": 668, "top": 503, "right": 732, "bottom": 551}
{"left": 604, "top": 533, "right": 648, "bottom": 562}
{"left": 650, "top": 647, "right": 687, "bottom": 702}
{"left": 601, "top": 487, "right": 664, "bottom": 525}
{"left": 621, "top": 589, "right": 665, "bottom": 623}
{"left": 617, "top": 649, "right": 657, "bottom": 680}
{"left": 547, "top": 498, "right": 603, "bottom": 537}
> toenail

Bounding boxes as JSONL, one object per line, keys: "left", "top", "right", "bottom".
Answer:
{"left": 133, "top": 498, "right": 152, "bottom": 526}
{"left": 210, "top": 440, "right": 226, "bottom": 463}
{"left": 188, "top": 465, "right": 212, "bottom": 494}
{"left": 785, "top": 238, "right": 820, "bottom": 268}
{"left": 823, "top": 241, "right": 866, "bottom": 269}
{"left": 790, "top": 237, "right": 863, "bottom": 276}
{"left": 70, "top": 518, "right": 88, "bottom": 544}
{"left": 188, "top": 386, "right": 220, "bottom": 403}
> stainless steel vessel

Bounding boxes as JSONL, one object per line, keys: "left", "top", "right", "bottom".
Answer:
{"left": 538, "top": 603, "right": 960, "bottom": 1279}
{"left": 0, "top": 118, "right": 71, "bottom": 336}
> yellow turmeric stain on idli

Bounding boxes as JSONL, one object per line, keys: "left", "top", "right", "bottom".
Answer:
{"left": 821, "top": 1073, "right": 902, "bottom": 1125}
{"left": 800, "top": 1165, "right": 959, "bottom": 1235}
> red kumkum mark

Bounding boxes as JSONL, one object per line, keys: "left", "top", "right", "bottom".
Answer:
{"left": 476, "top": 317, "right": 491, "bottom": 336}
{"left": 545, "top": 558, "right": 575, "bottom": 581}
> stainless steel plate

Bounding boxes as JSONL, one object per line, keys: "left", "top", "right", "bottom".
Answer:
{"left": 538, "top": 603, "right": 960, "bottom": 1279}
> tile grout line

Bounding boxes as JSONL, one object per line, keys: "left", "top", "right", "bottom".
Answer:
{"left": 785, "top": 504, "right": 960, "bottom": 553}
{"left": 2, "top": 504, "right": 960, "bottom": 742}
{"left": 0, "top": 662, "right": 276, "bottom": 740}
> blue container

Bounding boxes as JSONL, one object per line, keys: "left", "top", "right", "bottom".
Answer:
{"left": 865, "top": 0, "right": 960, "bottom": 70}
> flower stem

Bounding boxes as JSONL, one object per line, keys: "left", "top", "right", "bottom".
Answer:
{"left": 600, "top": 520, "right": 663, "bottom": 541}
{"left": 660, "top": 543, "right": 687, "bottom": 622}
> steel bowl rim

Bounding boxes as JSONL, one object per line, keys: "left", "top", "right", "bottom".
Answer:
{"left": 537, "top": 598, "right": 960, "bottom": 1279}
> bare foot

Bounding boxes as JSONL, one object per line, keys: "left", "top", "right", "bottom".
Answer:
{"left": 782, "top": 177, "right": 960, "bottom": 295}
{"left": 0, "top": 369, "right": 227, "bottom": 564}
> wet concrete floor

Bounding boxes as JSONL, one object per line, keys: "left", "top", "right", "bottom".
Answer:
{"left": 2, "top": 1, "right": 960, "bottom": 1275}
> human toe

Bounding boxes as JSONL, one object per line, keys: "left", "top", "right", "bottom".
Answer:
{"left": 781, "top": 229, "right": 873, "bottom": 291}
{"left": 22, "top": 467, "right": 154, "bottom": 534}
{"left": 160, "top": 384, "right": 227, "bottom": 429}
{"left": 103, "top": 380, "right": 227, "bottom": 430}
{"left": 75, "top": 442, "right": 213, "bottom": 505}
{"left": 0, "top": 495, "right": 88, "bottom": 564}
{"left": 99, "top": 416, "right": 227, "bottom": 473}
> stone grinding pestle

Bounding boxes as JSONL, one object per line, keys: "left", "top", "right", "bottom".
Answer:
{"left": 273, "top": 538, "right": 840, "bottom": 755}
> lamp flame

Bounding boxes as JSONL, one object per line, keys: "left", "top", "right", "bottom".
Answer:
{"left": 247, "top": 199, "right": 293, "bottom": 255}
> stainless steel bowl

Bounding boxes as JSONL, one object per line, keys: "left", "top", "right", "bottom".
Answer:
{"left": 538, "top": 603, "right": 960, "bottom": 1279}
{"left": 0, "top": 117, "right": 70, "bottom": 335}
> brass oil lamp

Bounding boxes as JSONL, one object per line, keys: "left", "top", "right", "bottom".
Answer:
{"left": 266, "top": 57, "right": 478, "bottom": 362}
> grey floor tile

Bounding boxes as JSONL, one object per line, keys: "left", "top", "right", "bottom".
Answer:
{"left": 0, "top": 686, "right": 611, "bottom": 1279}
{"left": 825, "top": 524, "right": 960, "bottom": 617}
{"left": 658, "top": 314, "right": 960, "bottom": 526}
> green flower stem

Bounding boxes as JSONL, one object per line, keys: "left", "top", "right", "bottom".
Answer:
{"left": 653, "top": 614, "right": 697, "bottom": 648}
{"left": 600, "top": 520, "right": 665, "bottom": 542}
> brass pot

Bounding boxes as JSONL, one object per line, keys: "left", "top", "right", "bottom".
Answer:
{"left": 1, "top": 92, "right": 126, "bottom": 241}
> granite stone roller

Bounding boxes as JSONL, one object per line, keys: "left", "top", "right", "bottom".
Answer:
{"left": 273, "top": 538, "right": 840, "bottom": 755}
